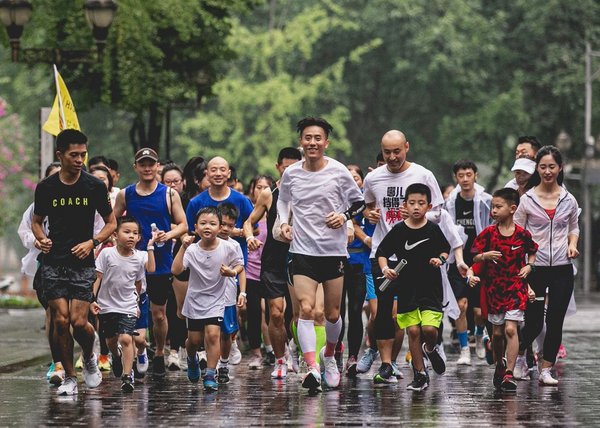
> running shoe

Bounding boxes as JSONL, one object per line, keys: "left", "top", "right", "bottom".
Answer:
{"left": 97, "top": 354, "right": 112, "bottom": 371}
{"left": 302, "top": 367, "right": 322, "bottom": 390}
{"left": 153, "top": 355, "right": 166, "bottom": 377}
{"left": 82, "top": 353, "right": 103, "bottom": 388}
{"left": 437, "top": 341, "right": 447, "bottom": 363}
{"left": 57, "top": 376, "right": 78, "bottom": 396}
{"left": 391, "top": 361, "right": 404, "bottom": 379}
{"left": 179, "top": 347, "right": 188, "bottom": 370}
{"left": 475, "top": 335, "right": 486, "bottom": 359}
{"left": 198, "top": 350, "right": 208, "bottom": 375}
{"left": 48, "top": 362, "right": 65, "bottom": 386}
{"left": 167, "top": 349, "right": 181, "bottom": 371}
{"left": 121, "top": 374, "right": 135, "bottom": 393}
{"left": 75, "top": 354, "right": 84, "bottom": 370}
{"left": 422, "top": 343, "right": 446, "bottom": 375}
{"left": 456, "top": 347, "right": 471, "bottom": 365}
{"left": 204, "top": 376, "right": 219, "bottom": 392}
{"left": 406, "top": 371, "right": 429, "bottom": 391}
{"left": 500, "top": 371, "right": 517, "bottom": 392}
{"left": 46, "top": 362, "right": 55, "bottom": 381}
{"left": 357, "top": 348, "right": 379, "bottom": 373}
{"left": 271, "top": 358, "right": 287, "bottom": 379}
{"left": 539, "top": 368, "right": 559, "bottom": 386}
{"left": 493, "top": 359, "right": 506, "bottom": 389}
{"left": 187, "top": 354, "right": 200, "bottom": 383}
{"left": 373, "top": 363, "right": 396, "bottom": 384}
{"left": 248, "top": 354, "right": 262, "bottom": 370}
{"left": 320, "top": 347, "right": 341, "bottom": 388}
{"left": 230, "top": 341, "right": 242, "bottom": 365}
{"left": 263, "top": 351, "right": 276, "bottom": 366}
{"left": 513, "top": 355, "right": 530, "bottom": 380}
{"left": 483, "top": 336, "right": 494, "bottom": 365}
{"left": 137, "top": 350, "right": 149, "bottom": 374}
{"left": 345, "top": 356, "right": 358, "bottom": 378}
{"left": 217, "top": 366, "right": 230, "bottom": 384}
{"left": 557, "top": 344, "right": 567, "bottom": 359}
{"left": 112, "top": 349, "right": 123, "bottom": 378}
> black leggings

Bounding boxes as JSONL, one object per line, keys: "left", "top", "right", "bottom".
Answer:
{"left": 373, "top": 260, "right": 399, "bottom": 341}
{"left": 519, "top": 265, "right": 574, "bottom": 364}
{"left": 246, "top": 278, "right": 264, "bottom": 350}
{"left": 338, "top": 263, "right": 367, "bottom": 358}
{"left": 166, "top": 285, "right": 187, "bottom": 350}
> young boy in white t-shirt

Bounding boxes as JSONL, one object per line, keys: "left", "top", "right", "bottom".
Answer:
{"left": 215, "top": 203, "right": 246, "bottom": 384}
{"left": 172, "top": 206, "right": 244, "bottom": 392}
{"left": 91, "top": 216, "right": 156, "bottom": 392}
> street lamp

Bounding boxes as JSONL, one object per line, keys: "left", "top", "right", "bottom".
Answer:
{"left": 0, "top": 0, "right": 117, "bottom": 64}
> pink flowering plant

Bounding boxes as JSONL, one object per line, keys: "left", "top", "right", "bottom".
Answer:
{"left": 0, "top": 97, "right": 37, "bottom": 236}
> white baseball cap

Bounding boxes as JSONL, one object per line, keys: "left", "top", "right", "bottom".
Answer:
{"left": 511, "top": 158, "right": 536, "bottom": 174}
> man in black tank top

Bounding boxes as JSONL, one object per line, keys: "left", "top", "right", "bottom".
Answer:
{"left": 243, "top": 147, "right": 302, "bottom": 379}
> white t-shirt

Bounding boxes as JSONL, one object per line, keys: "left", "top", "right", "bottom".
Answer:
{"left": 363, "top": 163, "right": 443, "bottom": 258}
{"left": 278, "top": 156, "right": 363, "bottom": 257}
{"left": 95, "top": 247, "right": 147, "bottom": 316}
{"left": 182, "top": 238, "right": 244, "bottom": 319}
{"left": 222, "top": 239, "right": 243, "bottom": 306}
{"left": 505, "top": 178, "right": 518, "bottom": 190}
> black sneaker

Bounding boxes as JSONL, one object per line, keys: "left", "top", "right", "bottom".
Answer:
{"left": 422, "top": 343, "right": 446, "bottom": 375}
{"left": 373, "top": 363, "right": 395, "bottom": 384}
{"left": 526, "top": 347, "right": 535, "bottom": 371}
{"left": 112, "top": 350, "right": 123, "bottom": 378}
{"left": 121, "top": 374, "right": 134, "bottom": 393}
{"left": 217, "top": 366, "right": 230, "bottom": 384}
{"left": 153, "top": 355, "right": 166, "bottom": 377}
{"left": 263, "top": 351, "right": 276, "bottom": 366}
{"left": 500, "top": 371, "right": 517, "bottom": 392}
{"left": 493, "top": 359, "right": 506, "bottom": 389}
{"left": 406, "top": 371, "right": 429, "bottom": 391}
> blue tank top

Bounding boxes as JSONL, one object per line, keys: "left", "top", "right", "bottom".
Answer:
{"left": 125, "top": 183, "right": 173, "bottom": 275}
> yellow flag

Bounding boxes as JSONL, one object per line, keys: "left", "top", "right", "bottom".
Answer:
{"left": 42, "top": 65, "right": 81, "bottom": 136}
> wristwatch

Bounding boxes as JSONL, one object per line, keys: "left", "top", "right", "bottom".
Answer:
{"left": 92, "top": 238, "right": 100, "bottom": 248}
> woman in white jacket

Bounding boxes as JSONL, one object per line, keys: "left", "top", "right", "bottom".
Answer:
{"left": 514, "top": 146, "right": 579, "bottom": 385}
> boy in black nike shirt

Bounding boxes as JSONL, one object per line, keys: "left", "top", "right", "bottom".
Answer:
{"left": 376, "top": 183, "right": 450, "bottom": 391}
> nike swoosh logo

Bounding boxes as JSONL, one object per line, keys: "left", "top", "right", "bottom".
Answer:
{"left": 511, "top": 246, "right": 521, "bottom": 250}
{"left": 404, "top": 238, "right": 430, "bottom": 251}
{"left": 463, "top": 211, "right": 472, "bottom": 215}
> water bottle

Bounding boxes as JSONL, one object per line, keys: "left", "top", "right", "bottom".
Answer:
{"left": 150, "top": 223, "right": 164, "bottom": 247}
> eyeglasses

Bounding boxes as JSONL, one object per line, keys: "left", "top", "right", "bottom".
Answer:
{"left": 164, "top": 179, "right": 182, "bottom": 186}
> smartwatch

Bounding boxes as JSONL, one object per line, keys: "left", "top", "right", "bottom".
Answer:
{"left": 92, "top": 238, "right": 100, "bottom": 248}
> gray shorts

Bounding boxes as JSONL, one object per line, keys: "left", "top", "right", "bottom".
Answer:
{"left": 38, "top": 265, "right": 96, "bottom": 303}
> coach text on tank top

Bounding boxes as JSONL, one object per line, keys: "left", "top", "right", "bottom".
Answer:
{"left": 125, "top": 182, "right": 173, "bottom": 275}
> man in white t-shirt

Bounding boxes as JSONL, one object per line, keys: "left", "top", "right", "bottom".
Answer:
{"left": 361, "top": 129, "right": 444, "bottom": 383}
{"left": 277, "top": 117, "right": 364, "bottom": 391}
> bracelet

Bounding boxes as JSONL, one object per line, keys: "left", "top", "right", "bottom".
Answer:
{"left": 439, "top": 255, "right": 447, "bottom": 264}
{"left": 239, "top": 292, "right": 247, "bottom": 298}
{"left": 526, "top": 263, "right": 536, "bottom": 272}
{"left": 147, "top": 246, "right": 155, "bottom": 251}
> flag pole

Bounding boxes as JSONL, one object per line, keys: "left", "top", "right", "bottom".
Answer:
{"left": 52, "top": 64, "right": 66, "bottom": 130}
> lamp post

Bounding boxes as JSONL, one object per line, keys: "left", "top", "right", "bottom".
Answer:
{"left": 0, "top": 0, "right": 117, "bottom": 64}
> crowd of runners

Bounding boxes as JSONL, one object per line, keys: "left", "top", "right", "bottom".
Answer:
{"left": 21, "top": 117, "right": 579, "bottom": 396}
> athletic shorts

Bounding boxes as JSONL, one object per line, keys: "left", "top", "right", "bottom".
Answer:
{"left": 135, "top": 292, "right": 149, "bottom": 330}
{"left": 261, "top": 270, "right": 288, "bottom": 299}
{"left": 365, "top": 273, "right": 376, "bottom": 301}
{"left": 488, "top": 309, "right": 524, "bottom": 325}
{"left": 290, "top": 254, "right": 345, "bottom": 284}
{"left": 187, "top": 316, "right": 223, "bottom": 332}
{"left": 448, "top": 263, "right": 480, "bottom": 307}
{"left": 98, "top": 312, "right": 138, "bottom": 337}
{"left": 221, "top": 305, "right": 239, "bottom": 335}
{"left": 146, "top": 273, "right": 173, "bottom": 306}
{"left": 37, "top": 265, "right": 95, "bottom": 303}
{"left": 396, "top": 308, "right": 443, "bottom": 329}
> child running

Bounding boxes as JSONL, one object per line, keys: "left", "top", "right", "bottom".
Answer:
{"left": 376, "top": 183, "right": 450, "bottom": 391}
{"left": 470, "top": 188, "right": 538, "bottom": 392}
{"left": 91, "top": 216, "right": 156, "bottom": 392}
{"left": 171, "top": 206, "right": 244, "bottom": 392}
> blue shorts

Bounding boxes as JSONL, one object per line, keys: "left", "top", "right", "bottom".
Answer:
{"left": 221, "top": 305, "right": 239, "bottom": 335}
{"left": 365, "top": 273, "right": 376, "bottom": 301}
{"left": 134, "top": 292, "right": 149, "bottom": 330}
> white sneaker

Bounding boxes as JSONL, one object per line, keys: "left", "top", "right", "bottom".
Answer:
{"left": 475, "top": 335, "right": 486, "bottom": 359}
{"left": 82, "top": 353, "right": 102, "bottom": 388}
{"left": 179, "top": 347, "right": 188, "bottom": 370}
{"left": 539, "top": 367, "right": 558, "bottom": 385}
{"left": 320, "top": 347, "right": 341, "bottom": 388}
{"left": 248, "top": 354, "right": 262, "bottom": 369}
{"left": 456, "top": 347, "right": 471, "bottom": 365}
{"left": 230, "top": 341, "right": 242, "bottom": 365}
{"left": 301, "top": 367, "right": 322, "bottom": 390}
{"left": 137, "top": 349, "right": 149, "bottom": 374}
{"left": 167, "top": 349, "right": 181, "bottom": 370}
{"left": 271, "top": 358, "right": 288, "bottom": 379}
{"left": 57, "top": 376, "right": 78, "bottom": 395}
{"left": 49, "top": 362, "right": 65, "bottom": 386}
{"left": 437, "top": 342, "right": 447, "bottom": 363}
{"left": 513, "top": 355, "right": 530, "bottom": 380}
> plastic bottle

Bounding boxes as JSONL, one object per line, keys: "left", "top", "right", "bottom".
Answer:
{"left": 150, "top": 223, "right": 164, "bottom": 247}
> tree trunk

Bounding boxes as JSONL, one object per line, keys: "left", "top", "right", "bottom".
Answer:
{"left": 147, "top": 103, "right": 163, "bottom": 157}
